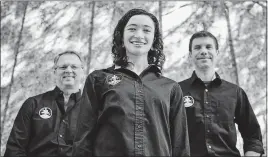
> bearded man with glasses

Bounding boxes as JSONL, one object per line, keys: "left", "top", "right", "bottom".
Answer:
{"left": 4, "top": 51, "right": 85, "bottom": 156}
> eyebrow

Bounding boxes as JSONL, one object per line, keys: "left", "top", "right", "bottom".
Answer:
{"left": 126, "top": 24, "right": 153, "bottom": 29}
{"left": 194, "top": 44, "right": 213, "bottom": 46}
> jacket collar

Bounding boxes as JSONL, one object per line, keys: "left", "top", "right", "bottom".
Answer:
{"left": 53, "top": 86, "right": 82, "bottom": 102}
{"left": 189, "top": 71, "right": 222, "bottom": 86}
{"left": 110, "top": 64, "right": 162, "bottom": 76}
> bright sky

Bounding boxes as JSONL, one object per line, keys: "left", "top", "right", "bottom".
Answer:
{"left": 161, "top": 2, "right": 228, "bottom": 69}
{"left": 0, "top": 1, "right": 233, "bottom": 86}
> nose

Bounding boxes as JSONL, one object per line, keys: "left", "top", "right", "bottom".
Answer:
{"left": 200, "top": 47, "right": 208, "bottom": 55}
{"left": 134, "top": 29, "right": 144, "bottom": 39}
{"left": 65, "top": 65, "right": 73, "bottom": 72}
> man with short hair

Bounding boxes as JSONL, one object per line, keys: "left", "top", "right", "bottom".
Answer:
{"left": 4, "top": 51, "right": 85, "bottom": 156}
{"left": 179, "top": 31, "right": 264, "bottom": 157}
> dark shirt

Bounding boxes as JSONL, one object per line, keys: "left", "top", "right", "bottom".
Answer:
{"left": 4, "top": 86, "right": 81, "bottom": 157}
{"left": 179, "top": 71, "right": 264, "bottom": 157}
{"left": 73, "top": 65, "right": 190, "bottom": 156}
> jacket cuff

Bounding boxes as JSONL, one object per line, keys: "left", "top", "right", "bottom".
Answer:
{"left": 244, "top": 139, "right": 264, "bottom": 154}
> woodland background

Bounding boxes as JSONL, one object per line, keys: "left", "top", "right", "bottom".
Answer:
{"left": 1, "top": 1, "right": 267, "bottom": 155}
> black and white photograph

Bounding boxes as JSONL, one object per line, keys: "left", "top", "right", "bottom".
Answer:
{"left": 1, "top": 1, "right": 267, "bottom": 156}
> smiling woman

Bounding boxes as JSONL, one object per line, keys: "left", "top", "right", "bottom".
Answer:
{"left": 112, "top": 8, "right": 164, "bottom": 70}
{"left": 72, "top": 8, "right": 190, "bottom": 157}
{"left": 123, "top": 15, "right": 155, "bottom": 57}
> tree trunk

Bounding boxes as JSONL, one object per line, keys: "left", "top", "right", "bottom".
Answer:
{"left": 110, "top": 1, "right": 116, "bottom": 33}
{"left": 158, "top": 1, "right": 163, "bottom": 35}
{"left": 86, "top": 1, "right": 95, "bottom": 74}
{"left": 222, "top": 2, "right": 239, "bottom": 86}
{"left": 1, "top": 1, "right": 28, "bottom": 134}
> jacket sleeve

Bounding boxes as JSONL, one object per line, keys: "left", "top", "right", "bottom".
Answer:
{"left": 235, "top": 87, "right": 264, "bottom": 154}
{"left": 72, "top": 73, "right": 99, "bottom": 156}
{"left": 4, "top": 98, "right": 33, "bottom": 157}
{"left": 169, "top": 83, "right": 190, "bottom": 157}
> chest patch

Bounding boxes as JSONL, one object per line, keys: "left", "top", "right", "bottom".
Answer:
{"left": 39, "top": 107, "right": 52, "bottom": 119}
{"left": 106, "top": 74, "right": 122, "bottom": 86}
{"left": 183, "top": 96, "right": 194, "bottom": 107}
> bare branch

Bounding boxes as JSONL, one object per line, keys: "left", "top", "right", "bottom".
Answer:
{"left": 163, "top": 10, "right": 196, "bottom": 39}
{"left": 162, "top": 2, "right": 194, "bottom": 16}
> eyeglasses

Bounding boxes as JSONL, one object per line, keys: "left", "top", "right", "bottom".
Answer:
{"left": 55, "top": 64, "right": 83, "bottom": 70}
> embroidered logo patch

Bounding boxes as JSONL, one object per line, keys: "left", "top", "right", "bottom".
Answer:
{"left": 106, "top": 74, "right": 122, "bottom": 86}
{"left": 39, "top": 107, "right": 52, "bottom": 119}
{"left": 183, "top": 96, "right": 194, "bottom": 107}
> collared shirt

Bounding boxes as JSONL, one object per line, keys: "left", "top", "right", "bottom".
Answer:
{"left": 4, "top": 86, "right": 82, "bottom": 157}
{"left": 179, "top": 71, "right": 264, "bottom": 157}
{"left": 73, "top": 65, "right": 190, "bottom": 156}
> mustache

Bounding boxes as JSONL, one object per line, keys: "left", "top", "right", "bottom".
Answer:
{"left": 62, "top": 72, "right": 76, "bottom": 77}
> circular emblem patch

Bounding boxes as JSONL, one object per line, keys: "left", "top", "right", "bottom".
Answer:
{"left": 39, "top": 107, "right": 52, "bottom": 119}
{"left": 183, "top": 96, "right": 194, "bottom": 107}
{"left": 106, "top": 74, "right": 122, "bottom": 86}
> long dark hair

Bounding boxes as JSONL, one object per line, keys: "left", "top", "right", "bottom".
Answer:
{"left": 112, "top": 8, "right": 165, "bottom": 70}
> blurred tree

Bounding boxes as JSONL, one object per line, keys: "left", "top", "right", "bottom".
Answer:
{"left": 86, "top": 1, "right": 95, "bottom": 74}
{"left": 110, "top": 1, "right": 117, "bottom": 33}
{"left": 1, "top": 1, "right": 28, "bottom": 134}
{"left": 159, "top": 1, "right": 163, "bottom": 34}
{"left": 222, "top": 1, "right": 239, "bottom": 85}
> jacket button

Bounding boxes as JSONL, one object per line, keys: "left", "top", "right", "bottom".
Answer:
{"left": 137, "top": 106, "right": 142, "bottom": 110}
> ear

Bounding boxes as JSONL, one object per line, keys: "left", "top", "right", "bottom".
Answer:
{"left": 188, "top": 52, "right": 193, "bottom": 62}
{"left": 188, "top": 51, "right": 192, "bottom": 57}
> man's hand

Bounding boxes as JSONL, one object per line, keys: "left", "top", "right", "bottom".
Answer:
{"left": 245, "top": 151, "right": 261, "bottom": 156}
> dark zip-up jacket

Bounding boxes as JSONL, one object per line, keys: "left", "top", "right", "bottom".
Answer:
{"left": 4, "top": 87, "right": 81, "bottom": 156}
{"left": 73, "top": 65, "right": 190, "bottom": 156}
{"left": 179, "top": 71, "right": 264, "bottom": 157}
